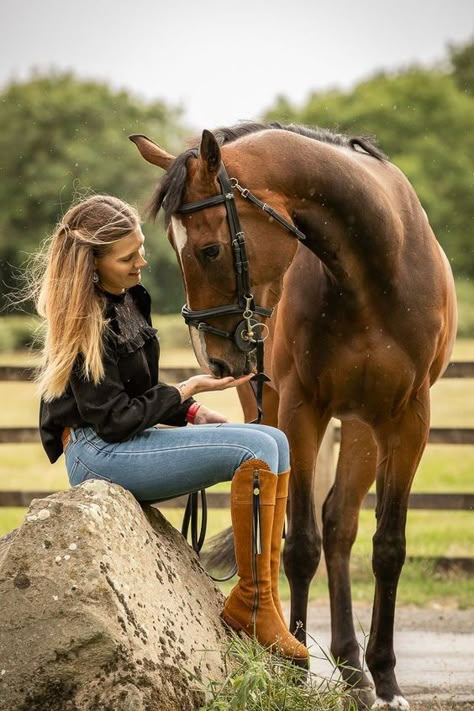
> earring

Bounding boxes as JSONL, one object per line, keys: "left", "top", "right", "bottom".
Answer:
{"left": 92, "top": 271, "right": 100, "bottom": 284}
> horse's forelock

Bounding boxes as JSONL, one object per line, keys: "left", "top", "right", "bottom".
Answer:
{"left": 147, "top": 149, "right": 196, "bottom": 225}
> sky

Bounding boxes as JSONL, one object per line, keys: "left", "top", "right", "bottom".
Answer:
{"left": 1, "top": 0, "right": 473, "bottom": 130}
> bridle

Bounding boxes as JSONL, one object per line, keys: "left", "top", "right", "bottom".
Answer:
{"left": 176, "top": 153, "right": 306, "bottom": 576}
{"left": 176, "top": 153, "right": 306, "bottom": 423}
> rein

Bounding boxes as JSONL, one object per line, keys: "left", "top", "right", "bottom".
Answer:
{"left": 178, "top": 158, "right": 306, "bottom": 579}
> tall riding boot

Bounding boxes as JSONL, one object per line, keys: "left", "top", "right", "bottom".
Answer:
{"left": 271, "top": 469, "right": 289, "bottom": 623}
{"left": 221, "top": 459, "right": 308, "bottom": 661}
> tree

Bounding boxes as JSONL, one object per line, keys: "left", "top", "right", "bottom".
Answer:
{"left": 449, "top": 36, "right": 474, "bottom": 95}
{"left": 0, "top": 72, "right": 187, "bottom": 312}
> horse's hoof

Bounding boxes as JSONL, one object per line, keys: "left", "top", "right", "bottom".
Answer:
{"left": 371, "top": 695, "right": 409, "bottom": 710}
{"left": 344, "top": 685, "right": 376, "bottom": 710}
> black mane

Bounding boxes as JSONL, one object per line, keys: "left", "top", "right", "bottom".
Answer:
{"left": 150, "top": 121, "right": 387, "bottom": 224}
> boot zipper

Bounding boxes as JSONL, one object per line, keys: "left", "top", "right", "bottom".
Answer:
{"left": 251, "top": 469, "right": 262, "bottom": 627}
{"left": 253, "top": 471, "right": 262, "bottom": 555}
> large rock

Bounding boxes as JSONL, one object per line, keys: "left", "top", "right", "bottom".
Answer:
{"left": 0, "top": 481, "right": 230, "bottom": 710}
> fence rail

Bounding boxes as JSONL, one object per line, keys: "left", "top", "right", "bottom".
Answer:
{"left": 1, "top": 361, "right": 473, "bottom": 512}
{"left": 0, "top": 490, "right": 473, "bottom": 511}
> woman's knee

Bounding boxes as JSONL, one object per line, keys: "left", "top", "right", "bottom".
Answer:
{"left": 244, "top": 424, "right": 289, "bottom": 472}
{"left": 238, "top": 429, "right": 280, "bottom": 472}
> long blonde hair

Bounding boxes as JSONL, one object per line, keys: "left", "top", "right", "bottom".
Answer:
{"left": 31, "top": 195, "right": 140, "bottom": 401}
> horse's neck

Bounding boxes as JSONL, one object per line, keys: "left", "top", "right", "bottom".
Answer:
{"left": 273, "top": 143, "right": 405, "bottom": 293}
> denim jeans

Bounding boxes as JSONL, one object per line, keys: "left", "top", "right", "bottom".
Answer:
{"left": 64, "top": 423, "right": 289, "bottom": 502}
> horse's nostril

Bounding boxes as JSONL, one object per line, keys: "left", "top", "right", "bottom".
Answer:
{"left": 209, "top": 358, "right": 231, "bottom": 378}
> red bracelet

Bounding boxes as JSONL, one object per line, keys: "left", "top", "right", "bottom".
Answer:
{"left": 186, "top": 402, "right": 201, "bottom": 424}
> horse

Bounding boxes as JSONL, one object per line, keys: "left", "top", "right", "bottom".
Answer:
{"left": 130, "top": 122, "right": 457, "bottom": 710}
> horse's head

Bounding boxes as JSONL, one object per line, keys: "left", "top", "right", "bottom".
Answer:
{"left": 131, "top": 130, "right": 299, "bottom": 377}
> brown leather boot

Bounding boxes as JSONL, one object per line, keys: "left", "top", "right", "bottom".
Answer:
{"left": 221, "top": 459, "right": 308, "bottom": 661}
{"left": 271, "top": 469, "right": 289, "bottom": 623}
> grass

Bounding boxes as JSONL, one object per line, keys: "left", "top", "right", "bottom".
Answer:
{"left": 455, "top": 278, "right": 474, "bottom": 337}
{"left": 194, "top": 632, "right": 355, "bottom": 711}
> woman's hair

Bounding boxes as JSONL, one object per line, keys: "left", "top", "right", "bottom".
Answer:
{"left": 30, "top": 195, "right": 140, "bottom": 401}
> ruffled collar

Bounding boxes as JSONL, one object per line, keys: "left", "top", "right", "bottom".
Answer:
{"left": 107, "top": 323, "right": 158, "bottom": 356}
{"left": 104, "top": 289, "right": 157, "bottom": 356}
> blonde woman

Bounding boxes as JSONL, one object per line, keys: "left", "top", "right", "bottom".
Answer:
{"left": 36, "top": 194, "right": 308, "bottom": 661}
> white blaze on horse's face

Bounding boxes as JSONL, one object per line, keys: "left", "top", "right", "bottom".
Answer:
{"left": 189, "top": 326, "right": 212, "bottom": 373}
{"left": 170, "top": 216, "right": 211, "bottom": 372}
{"left": 170, "top": 217, "right": 188, "bottom": 260}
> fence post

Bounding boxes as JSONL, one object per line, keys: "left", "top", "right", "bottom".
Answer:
{"left": 313, "top": 419, "right": 336, "bottom": 533}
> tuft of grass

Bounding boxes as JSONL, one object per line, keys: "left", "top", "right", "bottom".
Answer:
{"left": 192, "top": 630, "right": 358, "bottom": 711}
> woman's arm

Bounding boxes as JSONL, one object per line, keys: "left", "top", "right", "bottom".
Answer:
{"left": 70, "top": 352, "right": 253, "bottom": 441}
{"left": 69, "top": 350, "right": 190, "bottom": 442}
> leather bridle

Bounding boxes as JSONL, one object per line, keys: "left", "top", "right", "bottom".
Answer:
{"left": 176, "top": 156, "right": 306, "bottom": 577}
{"left": 176, "top": 155, "right": 306, "bottom": 423}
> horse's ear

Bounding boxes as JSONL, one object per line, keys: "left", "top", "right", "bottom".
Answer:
{"left": 129, "top": 134, "right": 175, "bottom": 170}
{"left": 199, "top": 129, "right": 221, "bottom": 177}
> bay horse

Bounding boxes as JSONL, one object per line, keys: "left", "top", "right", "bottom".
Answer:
{"left": 131, "top": 122, "right": 457, "bottom": 710}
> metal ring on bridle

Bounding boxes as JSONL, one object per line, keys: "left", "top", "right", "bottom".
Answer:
{"left": 242, "top": 320, "right": 270, "bottom": 343}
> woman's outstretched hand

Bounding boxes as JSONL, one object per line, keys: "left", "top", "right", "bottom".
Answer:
{"left": 177, "top": 373, "right": 253, "bottom": 401}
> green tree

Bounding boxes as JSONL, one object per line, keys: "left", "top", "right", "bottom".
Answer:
{"left": 0, "top": 72, "right": 187, "bottom": 312}
{"left": 449, "top": 36, "right": 474, "bottom": 95}
{"left": 265, "top": 45, "right": 474, "bottom": 278}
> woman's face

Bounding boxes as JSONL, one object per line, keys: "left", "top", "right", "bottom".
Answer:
{"left": 95, "top": 227, "right": 148, "bottom": 294}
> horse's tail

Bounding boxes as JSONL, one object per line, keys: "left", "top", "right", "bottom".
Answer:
{"left": 201, "top": 525, "right": 236, "bottom": 572}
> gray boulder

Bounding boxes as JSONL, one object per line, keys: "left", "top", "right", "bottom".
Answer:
{"left": 0, "top": 480, "right": 230, "bottom": 710}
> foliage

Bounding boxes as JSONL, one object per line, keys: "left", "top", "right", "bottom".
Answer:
{"left": 0, "top": 314, "right": 41, "bottom": 351}
{"left": 1, "top": 40, "right": 473, "bottom": 319}
{"left": 450, "top": 35, "right": 474, "bottom": 95}
{"left": 0, "top": 71, "right": 187, "bottom": 312}
{"left": 265, "top": 40, "right": 474, "bottom": 278}
{"left": 193, "top": 631, "right": 356, "bottom": 711}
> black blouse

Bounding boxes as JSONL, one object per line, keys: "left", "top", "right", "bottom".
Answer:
{"left": 40, "top": 284, "right": 195, "bottom": 463}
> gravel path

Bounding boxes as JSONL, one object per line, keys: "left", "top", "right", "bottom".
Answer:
{"left": 299, "top": 603, "right": 474, "bottom": 710}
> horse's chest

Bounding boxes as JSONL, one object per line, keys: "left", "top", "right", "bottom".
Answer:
{"left": 284, "top": 339, "right": 416, "bottom": 420}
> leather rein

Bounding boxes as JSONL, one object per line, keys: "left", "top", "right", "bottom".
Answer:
{"left": 177, "top": 156, "right": 306, "bottom": 579}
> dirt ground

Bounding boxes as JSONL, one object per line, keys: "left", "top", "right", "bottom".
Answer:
{"left": 301, "top": 602, "right": 474, "bottom": 710}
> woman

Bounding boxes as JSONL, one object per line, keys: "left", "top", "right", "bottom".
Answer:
{"left": 36, "top": 194, "right": 308, "bottom": 661}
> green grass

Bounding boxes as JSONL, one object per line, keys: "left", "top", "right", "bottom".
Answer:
{"left": 456, "top": 278, "right": 474, "bottom": 338}
{"left": 0, "top": 508, "right": 26, "bottom": 536}
{"left": 195, "top": 632, "right": 353, "bottom": 711}
{"left": 413, "top": 445, "right": 474, "bottom": 492}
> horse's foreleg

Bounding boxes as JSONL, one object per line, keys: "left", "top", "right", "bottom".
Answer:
{"left": 366, "top": 385, "right": 430, "bottom": 708}
{"left": 323, "top": 420, "right": 377, "bottom": 696}
{"left": 279, "top": 396, "right": 329, "bottom": 644}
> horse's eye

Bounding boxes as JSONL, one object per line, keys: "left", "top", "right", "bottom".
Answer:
{"left": 201, "top": 244, "right": 221, "bottom": 262}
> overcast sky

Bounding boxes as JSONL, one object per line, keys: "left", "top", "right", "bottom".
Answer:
{"left": 1, "top": 0, "right": 472, "bottom": 129}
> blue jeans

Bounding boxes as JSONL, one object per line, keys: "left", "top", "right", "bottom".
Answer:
{"left": 64, "top": 423, "right": 289, "bottom": 502}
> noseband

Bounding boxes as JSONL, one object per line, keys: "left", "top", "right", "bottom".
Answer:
{"left": 176, "top": 157, "right": 306, "bottom": 421}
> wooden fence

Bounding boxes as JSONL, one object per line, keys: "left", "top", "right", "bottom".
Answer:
{"left": 1, "top": 361, "right": 473, "bottom": 513}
